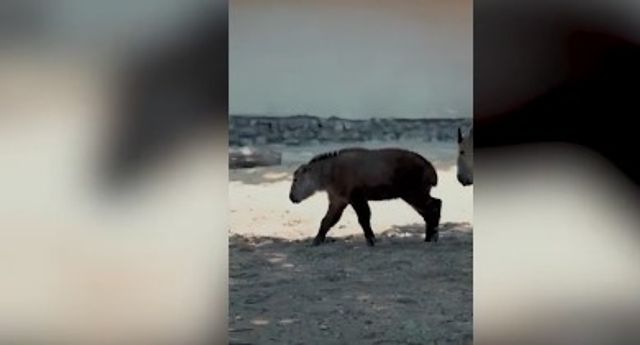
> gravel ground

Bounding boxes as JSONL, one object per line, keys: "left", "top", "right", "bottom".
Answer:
{"left": 229, "top": 223, "right": 472, "bottom": 345}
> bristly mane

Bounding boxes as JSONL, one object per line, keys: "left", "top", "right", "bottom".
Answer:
{"left": 308, "top": 150, "right": 341, "bottom": 164}
{"left": 308, "top": 148, "right": 368, "bottom": 164}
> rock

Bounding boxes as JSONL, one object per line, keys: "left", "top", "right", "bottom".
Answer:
{"left": 396, "top": 297, "right": 417, "bottom": 304}
{"left": 239, "top": 138, "right": 253, "bottom": 146}
{"left": 229, "top": 115, "right": 472, "bottom": 145}
{"left": 229, "top": 146, "right": 282, "bottom": 169}
{"left": 283, "top": 138, "right": 300, "bottom": 146}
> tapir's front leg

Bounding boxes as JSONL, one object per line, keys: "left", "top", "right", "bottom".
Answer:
{"left": 312, "top": 199, "right": 347, "bottom": 246}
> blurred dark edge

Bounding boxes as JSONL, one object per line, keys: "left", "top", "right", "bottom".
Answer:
{"left": 0, "top": 1, "right": 229, "bottom": 344}
{"left": 1, "top": 0, "right": 229, "bottom": 186}
{"left": 105, "top": 3, "right": 229, "bottom": 188}
{"left": 475, "top": 0, "right": 640, "bottom": 185}
{"left": 106, "top": 3, "right": 230, "bottom": 343}
{"left": 475, "top": 0, "right": 640, "bottom": 344}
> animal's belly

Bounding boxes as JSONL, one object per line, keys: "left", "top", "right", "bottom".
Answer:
{"left": 360, "top": 185, "right": 401, "bottom": 201}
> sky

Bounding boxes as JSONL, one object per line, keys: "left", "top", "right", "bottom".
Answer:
{"left": 230, "top": 0, "right": 472, "bottom": 119}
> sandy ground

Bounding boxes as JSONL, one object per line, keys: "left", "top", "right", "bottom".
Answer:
{"left": 229, "top": 145, "right": 473, "bottom": 344}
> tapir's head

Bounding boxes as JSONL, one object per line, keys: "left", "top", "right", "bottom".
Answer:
{"left": 289, "top": 163, "right": 320, "bottom": 203}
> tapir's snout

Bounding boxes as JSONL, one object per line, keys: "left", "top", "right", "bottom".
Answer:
{"left": 289, "top": 192, "right": 300, "bottom": 204}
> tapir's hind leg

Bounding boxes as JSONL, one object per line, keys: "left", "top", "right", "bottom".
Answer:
{"left": 350, "top": 198, "right": 376, "bottom": 247}
{"left": 402, "top": 194, "right": 442, "bottom": 242}
{"left": 313, "top": 199, "right": 347, "bottom": 246}
{"left": 424, "top": 197, "right": 442, "bottom": 242}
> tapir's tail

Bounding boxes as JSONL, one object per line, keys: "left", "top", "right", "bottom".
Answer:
{"left": 412, "top": 151, "right": 438, "bottom": 187}
{"left": 425, "top": 163, "right": 438, "bottom": 187}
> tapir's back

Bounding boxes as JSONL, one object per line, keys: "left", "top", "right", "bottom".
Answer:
{"left": 329, "top": 148, "right": 438, "bottom": 199}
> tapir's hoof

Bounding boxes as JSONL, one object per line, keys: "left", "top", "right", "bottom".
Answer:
{"left": 366, "top": 237, "right": 376, "bottom": 247}
{"left": 311, "top": 237, "right": 324, "bottom": 246}
{"left": 425, "top": 231, "right": 439, "bottom": 242}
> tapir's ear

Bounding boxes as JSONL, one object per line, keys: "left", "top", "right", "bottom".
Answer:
{"left": 457, "top": 127, "right": 463, "bottom": 143}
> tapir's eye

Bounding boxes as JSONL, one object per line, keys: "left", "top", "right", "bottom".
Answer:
{"left": 460, "top": 150, "right": 465, "bottom": 155}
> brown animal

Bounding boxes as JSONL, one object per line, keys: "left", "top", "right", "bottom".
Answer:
{"left": 289, "top": 148, "right": 441, "bottom": 246}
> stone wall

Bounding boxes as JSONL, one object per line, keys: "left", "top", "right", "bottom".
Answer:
{"left": 229, "top": 115, "right": 472, "bottom": 147}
